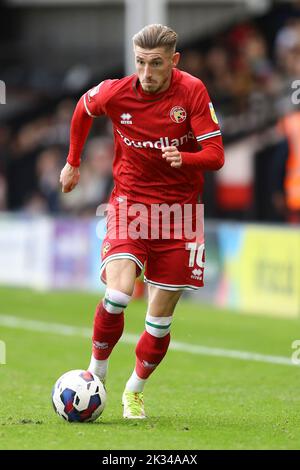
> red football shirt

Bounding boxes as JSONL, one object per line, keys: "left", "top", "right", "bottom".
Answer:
{"left": 82, "top": 68, "right": 222, "bottom": 206}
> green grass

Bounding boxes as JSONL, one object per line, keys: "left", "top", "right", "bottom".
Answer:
{"left": 0, "top": 286, "right": 300, "bottom": 450}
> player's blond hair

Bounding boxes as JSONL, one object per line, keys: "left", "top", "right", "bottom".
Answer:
{"left": 133, "top": 24, "right": 177, "bottom": 53}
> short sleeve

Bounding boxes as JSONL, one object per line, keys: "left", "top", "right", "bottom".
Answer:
{"left": 190, "top": 82, "right": 222, "bottom": 144}
{"left": 83, "top": 79, "right": 116, "bottom": 117}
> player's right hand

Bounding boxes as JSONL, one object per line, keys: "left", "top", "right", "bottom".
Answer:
{"left": 60, "top": 162, "right": 80, "bottom": 193}
{"left": 162, "top": 146, "right": 182, "bottom": 168}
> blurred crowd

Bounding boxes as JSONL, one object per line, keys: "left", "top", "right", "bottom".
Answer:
{"left": 0, "top": 101, "right": 114, "bottom": 216}
{"left": 0, "top": 4, "right": 300, "bottom": 223}
{"left": 180, "top": 12, "right": 300, "bottom": 224}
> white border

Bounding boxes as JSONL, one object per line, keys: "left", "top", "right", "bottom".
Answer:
{"left": 144, "top": 276, "right": 201, "bottom": 291}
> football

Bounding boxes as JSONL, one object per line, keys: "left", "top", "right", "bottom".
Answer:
{"left": 52, "top": 369, "right": 106, "bottom": 422}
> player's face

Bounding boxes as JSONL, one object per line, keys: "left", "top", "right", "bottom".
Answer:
{"left": 134, "top": 46, "right": 180, "bottom": 94}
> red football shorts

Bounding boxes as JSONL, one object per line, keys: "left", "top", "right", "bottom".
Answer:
{"left": 100, "top": 196, "right": 205, "bottom": 291}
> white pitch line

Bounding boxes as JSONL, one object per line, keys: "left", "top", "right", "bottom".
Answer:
{"left": 0, "top": 314, "right": 296, "bottom": 367}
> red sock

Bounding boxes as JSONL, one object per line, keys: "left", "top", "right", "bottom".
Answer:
{"left": 92, "top": 302, "right": 124, "bottom": 360}
{"left": 135, "top": 331, "right": 170, "bottom": 379}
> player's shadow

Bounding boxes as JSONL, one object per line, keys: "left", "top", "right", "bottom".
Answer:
{"left": 92, "top": 418, "right": 150, "bottom": 427}
{"left": 92, "top": 415, "right": 192, "bottom": 429}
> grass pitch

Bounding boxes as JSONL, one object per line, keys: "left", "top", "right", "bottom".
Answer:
{"left": 0, "top": 287, "right": 299, "bottom": 450}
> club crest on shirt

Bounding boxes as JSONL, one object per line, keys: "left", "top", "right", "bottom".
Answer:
{"left": 102, "top": 242, "right": 111, "bottom": 256}
{"left": 209, "top": 102, "right": 219, "bottom": 124}
{"left": 170, "top": 106, "right": 187, "bottom": 123}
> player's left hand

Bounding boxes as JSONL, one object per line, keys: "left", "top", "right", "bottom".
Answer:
{"left": 162, "top": 146, "right": 182, "bottom": 168}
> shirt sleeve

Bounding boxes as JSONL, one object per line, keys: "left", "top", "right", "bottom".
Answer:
{"left": 189, "top": 81, "right": 222, "bottom": 144}
{"left": 66, "top": 96, "right": 93, "bottom": 167}
{"left": 180, "top": 80, "right": 224, "bottom": 170}
{"left": 83, "top": 79, "right": 117, "bottom": 117}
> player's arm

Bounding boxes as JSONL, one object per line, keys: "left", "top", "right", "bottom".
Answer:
{"left": 60, "top": 81, "right": 112, "bottom": 193}
{"left": 60, "top": 95, "right": 93, "bottom": 193}
{"left": 162, "top": 137, "right": 224, "bottom": 170}
{"left": 162, "top": 84, "right": 224, "bottom": 170}
{"left": 180, "top": 136, "right": 224, "bottom": 170}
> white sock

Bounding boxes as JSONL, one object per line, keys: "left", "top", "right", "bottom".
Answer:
{"left": 88, "top": 355, "right": 108, "bottom": 382}
{"left": 125, "top": 370, "right": 147, "bottom": 393}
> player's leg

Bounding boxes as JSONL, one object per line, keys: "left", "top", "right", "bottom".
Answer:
{"left": 88, "top": 259, "right": 136, "bottom": 383}
{"left": 122, "top": 286, "right": 182, "bottom": 419}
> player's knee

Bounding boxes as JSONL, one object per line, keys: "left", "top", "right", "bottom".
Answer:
{"left": 148, "top": 287, "right": 182, "bottom": 316}
{"left": 145, "top": 313, "right": 173, "bottom": 338}
{"left": 106, "top": 276, "right": 135, "bottom": 296}
{"left": 105, "top": 259, "right": 137, "bottom": 296}
{"left": 103, "top": 288, "right": 132, "bottom": 314}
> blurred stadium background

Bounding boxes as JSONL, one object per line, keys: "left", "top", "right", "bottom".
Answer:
{"left": 1, "top": 0, "right": 300, "bottom": 450}
{"left": 0, "top": 0, "right": 299, "bottom": 316}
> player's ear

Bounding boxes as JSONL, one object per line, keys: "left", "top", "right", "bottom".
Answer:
{"left": 172, "top": 52, "right": 180, "bottom": 67}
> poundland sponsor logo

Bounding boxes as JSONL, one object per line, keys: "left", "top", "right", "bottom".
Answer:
{"left": 116, "top": 129, "right": 194, "bottom": 149}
